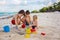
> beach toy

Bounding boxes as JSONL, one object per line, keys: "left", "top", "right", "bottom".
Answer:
{"left": 31, "top": 29, "right": 36, "bottom": 32}
{"left": 26, "top": 28, "right": 31, "bottom": 34}
{"left": 3, "top": 25, "right": 10, "bottom": 32}
{"left": 31, "top": 29, "right": 37, "bottom": 34}
{"left": 22, "top": 24, "right": 25, "bottom": 28}
{"left": 11, "top": 19, "right": 15, "bottom": 25}
{"left": 25, "top": 34, "right": 30, "bottom": 38}
{"left": 41, "top": 32, "right": 46, "bottom": 36}
{"left": 32, "top": 31, "right": 37, "bottom": 34}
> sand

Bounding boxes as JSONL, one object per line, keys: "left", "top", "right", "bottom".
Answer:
{"left": 0, "top": 12, "right": 60, "bottom": 40}
{"left": 0, "top": 26, "right": 60, "bottom": 40}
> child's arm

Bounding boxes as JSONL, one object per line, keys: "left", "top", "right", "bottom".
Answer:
{"left": 21, "top": 17, "right": 25, "bottom": 23}
{"left": 28, "top": 16, "right": 31, "bottom": 24}
{"left": 15, "top": 15, "right": 18, "bottom": 26}
{"left": 36, "top": 21, "right": 39, "bottom": 29}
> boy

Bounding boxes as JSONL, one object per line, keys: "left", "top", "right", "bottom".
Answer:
{"left": 21, "top": 10, "right": 31, "bottom": 28}
{"left": 25, "top": 10, "right": 31, "bottom": 26}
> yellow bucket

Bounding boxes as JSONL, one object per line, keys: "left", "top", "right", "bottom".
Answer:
{"left": 26, "top": 28, "right": 31, "bottom": 34}
{"left": 25, "top": 34, "right": 30, "bottom": 38}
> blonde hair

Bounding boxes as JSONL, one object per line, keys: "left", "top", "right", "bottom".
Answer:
{"left": 33, "top": 15, "right": 37, "bottom": 20}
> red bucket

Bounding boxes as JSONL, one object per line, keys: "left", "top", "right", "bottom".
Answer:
{"left": 31, "top": 29, "right": 36, "bottom": 32}
{"left": 22, "top": 24, "right": 26, "bottom": 28}
{"left": 11, "top": 19, "right": 15, "bottom": 25}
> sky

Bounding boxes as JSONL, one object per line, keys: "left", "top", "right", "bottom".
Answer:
{"left": 0, "top": 0, "right": 60, "bottom": 12}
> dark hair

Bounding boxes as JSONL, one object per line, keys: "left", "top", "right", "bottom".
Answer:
{"left": 26, "top": 10, "right": 30, "bottom": 15}
{"left": 18, "top": 10, "right": 25, "bottom": 14}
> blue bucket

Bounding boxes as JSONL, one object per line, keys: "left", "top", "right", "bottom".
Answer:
{"left": 3, "top": 25, "right": 10, "bottom": 32}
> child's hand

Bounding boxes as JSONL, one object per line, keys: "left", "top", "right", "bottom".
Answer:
{"left": 29, "top": 25, "right": 32, "bottom": 29}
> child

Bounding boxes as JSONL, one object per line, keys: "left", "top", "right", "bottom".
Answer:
{"left": 18, "top": 10, "right": 31, "bottom": 35}
{"left": 31, "top": 15, "right": 38, "bottom": 33}
{"left": 25, "top": 10, "right": 31, "bottom": 26}
{"left": 11, "top": 10, "right": 26, "bottom": 35}
{"left": 11, "top": 10, "right": 25, "bottom": 29}
{"left": 11, "top": 10, "right": 25, "bottom": 26}
{"left": 15, "top": 10, "right": 25, "bottom": 26}
{"left": 21, "top": 10, "right": 31, "bottom": 28}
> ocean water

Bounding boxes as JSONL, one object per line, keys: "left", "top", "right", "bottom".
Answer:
{"left": 0, "top": 12, "right": 59, "bottom": 17}
{"left": 0, "top": 12, "right": 17, "bottom": 17}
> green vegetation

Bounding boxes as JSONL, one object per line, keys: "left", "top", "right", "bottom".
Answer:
{"left": 31, "top": 2, "right": 60, "bottom": 13}
{"left": 31, "top": 10, "right": 39, "bottom": 13}
{"left": 39, "top": 7, "right": 48, "bottom": 12}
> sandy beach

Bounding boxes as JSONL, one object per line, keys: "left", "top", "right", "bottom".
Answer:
{"left": 0, "top": 12, "right": 60, "bottom": 40}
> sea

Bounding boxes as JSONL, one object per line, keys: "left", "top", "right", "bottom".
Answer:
{"left": 0, "top": 11, "right": 60, "bottom": 17}
{"left": 0, "top": 12, "right": 17, "bottom": 17}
